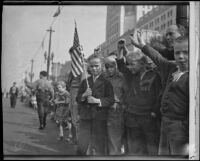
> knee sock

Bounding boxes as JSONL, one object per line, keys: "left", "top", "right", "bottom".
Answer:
{"left": 68, "top": 122, "right": 72, "bottom": 138}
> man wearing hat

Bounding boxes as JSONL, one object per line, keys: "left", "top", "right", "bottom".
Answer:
{"left": 9, "top": 82, "right": 19, "bottom": 108}
{"left": 104, "top": 56, "right": 126, "bottom": 155}
{"left": 116, "top": 39, "right": 162, "bottom": 155}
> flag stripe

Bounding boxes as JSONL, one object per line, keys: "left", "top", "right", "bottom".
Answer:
{"left": 71, "top": 68, "right": 77, "bottom": 77}
{"left": 73, "top": 48, "right": 83, "bottom": 65}
{"left": 71, "top": 64, "right": 79, "bottom": 77}
{"left": 69, "top": 50, "right": 83, "bottom": 72}
{"left": 69, "top": 24, "right": 84, "bottom": 77}
{"left": 71, "top": 61, "right": 81, "bottom": 76}
{"left": 71, "top": 56, "right": 83, "bottom": 73}
{"left": 70, "top": 50, "right": 83, "bottom": 73}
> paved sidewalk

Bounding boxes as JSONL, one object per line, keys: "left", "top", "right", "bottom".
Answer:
{"left": 3, "top": 98, "right": 77, "bottom": 158}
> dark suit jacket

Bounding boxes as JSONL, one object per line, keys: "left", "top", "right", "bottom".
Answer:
{"left": 76, "top": 74, "right": 114, "bottom": 120}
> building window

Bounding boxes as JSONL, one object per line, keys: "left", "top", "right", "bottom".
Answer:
{"left": 170, "top": 19, "right": 173, "bottom": 25}
{"left": 163, "top": 14, "right": 166, "bottom": 20}
{"left": 170, "top": 10, "right": 173, "bottom": 16}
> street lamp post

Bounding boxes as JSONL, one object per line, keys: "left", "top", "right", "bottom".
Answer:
{"left": 46, "top": 27, "right": 55, "bottom": 80}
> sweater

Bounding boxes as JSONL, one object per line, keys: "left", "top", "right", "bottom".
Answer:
{"left": 142, "top": 45, "right": 189, "bottom": 120}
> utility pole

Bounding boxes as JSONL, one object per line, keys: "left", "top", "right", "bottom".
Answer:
{"left": 29, "top": 59, "right": 34, "bottom": 83}
{"left": 46, "top": 27, "right": 55, "bottom": 79}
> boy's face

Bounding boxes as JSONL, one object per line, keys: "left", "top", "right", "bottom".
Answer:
{"left": 106, "top": 65, "right": 116, "bottom": 76}
{"left": 88, "top": 58, "right": 102, "bottom": 77}
{"left": 174, "top": 42, "right": 189, "bottom": 71}
{"left": 126, "top": 59, "right": 143, "bottom": 74}
{"left": 57, "top": 85, "right": 65, "bottom": 92}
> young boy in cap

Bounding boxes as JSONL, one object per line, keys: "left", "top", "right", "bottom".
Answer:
{"left": 130, "top": 31, "right": 189, "bottom": 155}
{"left": 116, "top": 40, "right": 162, "bottom": 155}
{"left": 76, "top": 54, "right": 114, "bottom": 155}
{"left": 104, "top": 56, "right": 126, "bottom": 155}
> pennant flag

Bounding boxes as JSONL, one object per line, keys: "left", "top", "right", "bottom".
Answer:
{"left": 53, "top": 6, "right": 61, "bottom": 17}
{"left": 69, "top": 22, "right": 84, "bottom": 77}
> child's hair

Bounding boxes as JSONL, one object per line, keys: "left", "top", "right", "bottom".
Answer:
{"left": 57, "top": 81, "right": 66, "bottom": 88}
{"left": 174, "top": 35, "right": 189, "bottom": 45}
{"left": 87, "top": 54, "right": 104, "bottom": 64}
{"left": 40, "top": 71, "right": 48, "bottom": 77}
{"left": 126, "top": 50, "right": 147, "bottom": 65}
{"left": 104, "top": 56, "right": 117, "bottom": 69}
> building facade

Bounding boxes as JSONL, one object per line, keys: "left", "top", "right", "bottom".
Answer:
{"left": 51, "top": 61, "right": 71, "bottom": 81}
{"left": 98, "top": 5, "right": 158, "bottom": 57}
{"left": 98, "top": 5, "right": 177, "bottom": 58}
{"left": 136, "top": 5, "right": 157, "bottom": 21}
{"left": 136, "top": 5, "right": 177, "bottom": 34}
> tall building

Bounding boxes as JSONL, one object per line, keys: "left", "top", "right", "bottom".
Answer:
{"left": 136, "top": 5, "right": 157, "bottom": 21}
{"left": 51, "top": 61, "right": 71, "bottom": 81}
{"left": 98, "top": 5, "right": 161, "bottom": 57}
{"left": 136, "top": 5, "right": 177, "bottom": 34}
{"left": 51, "top": 62, "right": 63, "bottom": 79}
{"left": 106, "top": 6, "right": 137, "bottom": 45}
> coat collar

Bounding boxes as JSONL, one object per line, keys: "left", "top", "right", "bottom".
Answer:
{"left": 88, "top": 74, "right": 104, "bottom": 89}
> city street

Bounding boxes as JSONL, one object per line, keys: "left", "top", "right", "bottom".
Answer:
{"left": 3, "top": 98, "right": 77, "bottom": 158}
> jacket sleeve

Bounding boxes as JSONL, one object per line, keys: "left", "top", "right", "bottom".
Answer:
{"left": 142, "top": 45, "right": 176, "bottom": 80}
{"left": 16, "top": 88, "right": 19, "bottom": 97}
{"left": 99, "top": 80, "right": 115, "bottom": 108}
{"left": 116, "top": 58, "right": 132, "bottom": 80}
{"left": 25, "top": 80, "right": 39, "bottom": 90}
{"left": 151, "top": 71, "right": 162, "bottom": 118}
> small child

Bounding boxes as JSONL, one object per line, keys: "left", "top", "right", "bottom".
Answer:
{"left": 54, "top": 81, "right": 71, "bottom": 141}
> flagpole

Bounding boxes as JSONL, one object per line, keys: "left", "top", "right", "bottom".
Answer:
{"left": 80, "top": 47, "right": 89, "bottom": 89}
{"left": 73, "top": 19, "right": 89, "bottom": 89}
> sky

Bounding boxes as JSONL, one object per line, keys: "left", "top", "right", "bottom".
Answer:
{"left": 2, "top": 5, "right": 107, "bottom": 91}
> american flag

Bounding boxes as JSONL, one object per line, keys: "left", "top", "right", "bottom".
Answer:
{"left": 69, "top": 22, "right": 84, "bottom": 77}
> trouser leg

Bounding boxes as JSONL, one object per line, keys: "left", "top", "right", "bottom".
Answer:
{"left": 43, "top": 106, "right": 49, "bottom": 128}
{"left": 13, "top": 96, "right": 17, "bottom": 108}
{"left": 37, "top": 100, "right": 44, "bottom": 129}
{"left": 141, "top": 117, "right": 160, "bottom": 155}
{"left": 164, "top": 117, "right": 189, "bottom": 155}
{"left": 158, "top": 121, "right": 170, "bottom": 155}
{"left": 10, "top": 96, "right": 14, "bottom": 107}
{"left": 126, "top": 126, "right": 148, "bottom": 155}
{"left": 70, "top": 88, "right": 79, "bottom": 143}
{"left": 77, "top": 120, "right": 91, "bottom": 155}
{"left": 92, "top": 120, "right": 108, "bottom": 155}
{"left": 107, "top": 111, "right": 124, "bottom": 155}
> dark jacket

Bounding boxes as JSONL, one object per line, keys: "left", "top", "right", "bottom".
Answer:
{"left": 153, "top": 46, "right": 175, "bottom": 61}
{"left": 142, "top": 45, "right": 189, "bottom": 120}
{"left": 116, "top": 58, "right": 162, "bottom": 116}
{"left": 104, "top": 71, "right": 126, "bottom": 111}
{"left": 10, "top": 86, "right": 19, "bottom": 97}
{"left": 76, "top": 74, "right": 115, "bottom": 120}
